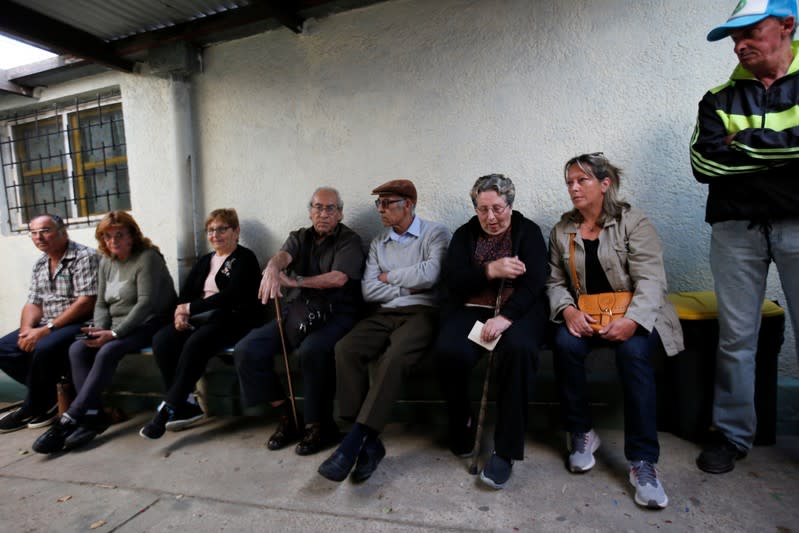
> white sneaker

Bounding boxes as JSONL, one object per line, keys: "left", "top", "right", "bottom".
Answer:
{"left": 567, "top": 429, "right": 600, "bottom": 473}
{"left": 629, "top": 460, "right": 668, "bottom": 509}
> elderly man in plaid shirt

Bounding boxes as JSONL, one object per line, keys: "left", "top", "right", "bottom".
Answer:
{"left": 0, "top": 214, "right": 97, "bottom": 433}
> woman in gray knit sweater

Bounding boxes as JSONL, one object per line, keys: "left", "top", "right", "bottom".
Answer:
{"left": 32, "top": 211, "right": 176, "bottom": 454}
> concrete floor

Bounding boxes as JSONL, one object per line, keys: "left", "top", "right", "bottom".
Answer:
{"left": 0, "top": 413, "right": 797, "bottom": 532}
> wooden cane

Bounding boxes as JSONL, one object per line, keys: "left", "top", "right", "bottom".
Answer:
{"left": 468, "top": 281, "right": 505, "bottom": 475}
{"left": 274, "top": 297, "right": 300, "bottom": 430}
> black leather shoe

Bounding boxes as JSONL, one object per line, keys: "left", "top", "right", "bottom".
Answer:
{"left": 318, "top": 449, "right": 356, "bottom": 482}
{"left": 63, "top": 425, "right": 101, "bottom": 450}
{"left": 63, "top": 412, "right": 110, "bottom": 451}
{"left": 351, "top": 438, "right": 386, "bottom": 483}
{"left": 296, "top": 423, "right": 342, "bottom": 456}
{"left": 32, "top": 415, "right": 78, "bottom": 454}
{"left": 267, "top": 415, "right": 302, "bottom": 451}
{"left": 697, "top": 434, "right": 747, "bottom": 474}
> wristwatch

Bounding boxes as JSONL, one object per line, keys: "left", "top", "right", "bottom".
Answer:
{"left": 46, "top": 320, "right": 56, "bottom": 331}
{"left": 296, "top": 275, "right": 304, "bottom": 287}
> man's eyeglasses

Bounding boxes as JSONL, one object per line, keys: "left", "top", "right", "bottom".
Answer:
{"left": 28, "top": 228, "right": 53, "bottom": 238}
{"left": 374, "top": 198, "right": 406, "bottom": 210}
{"left": 206, "top": 226, "right": 231, "bottom": 236}
{"left": 310, "top": 204, "right": 339, "bottom": 214}
{"left": 475, "top": 204, "right": 510, "bottom": 217}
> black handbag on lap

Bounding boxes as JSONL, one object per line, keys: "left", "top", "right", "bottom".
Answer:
{"left": 284, "top": 292, "right": 331, "bottom": 348}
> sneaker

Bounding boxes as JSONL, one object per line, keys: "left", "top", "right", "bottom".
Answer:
{"left": 164, "top": 402, "right": 205, "bottom": 431}
{"left": 32, "top": 414, "right": 78, "bottom": 454}
{"left": 27, "top": 405, "right": 58, "bottom": 429}
{"left": 567, "top": 429, "right": 600, "bottom": 473}
{"left": 696, "top": 434, "right": 747, "bottom": 474}
{"left": 629, "top": 460, "right": 668, "bottom": 509}
{"left": 0, "top": 407, "right": 35, "bottom": 433}
{"left": 479, "top": 451, "right": 513, "bottom": 490}
{"left": 139, "top": 402, "right": 174, "bottom": 440}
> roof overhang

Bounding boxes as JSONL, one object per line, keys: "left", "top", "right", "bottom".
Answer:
{"left": 0, "top": 0, "right": 389, "bottom": 97}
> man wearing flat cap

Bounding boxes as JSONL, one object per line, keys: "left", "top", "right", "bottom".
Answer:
{"left": 691, "top": 0, "right": 799, "bottom": 474}
{"left": 317, "top": 179, "right": 451, "bottom": 483}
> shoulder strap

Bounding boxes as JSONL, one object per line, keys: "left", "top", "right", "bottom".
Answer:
{"left": 568, "top": 233, "right": 581, "bottom": 293}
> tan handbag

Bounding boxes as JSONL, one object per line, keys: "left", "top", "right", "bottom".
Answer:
{"left": 569, "top": 233, "right": 633, "bottom": 332}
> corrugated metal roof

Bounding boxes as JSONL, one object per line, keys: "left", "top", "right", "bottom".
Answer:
{"left": 16, "top": 0, "right": 252, "bottom": 42}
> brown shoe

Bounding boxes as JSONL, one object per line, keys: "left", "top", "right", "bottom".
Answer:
{"left": 295, "top": 423, "right": 341, "bottom": 456}
{"left": 266, "top": 415, "right": 302, "bottom": 451}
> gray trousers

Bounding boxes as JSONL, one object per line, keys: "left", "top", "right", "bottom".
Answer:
{"left": 335, "top": 305, "right": 438, "bottom": 432}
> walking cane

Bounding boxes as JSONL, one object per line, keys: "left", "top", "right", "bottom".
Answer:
{"left": 274, "top": 297, "right": 300, "bottom": 431}
{"left": 468, "top": 280, "right": 505, "bottom": 475}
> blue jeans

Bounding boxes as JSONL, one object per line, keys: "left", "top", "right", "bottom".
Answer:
{"left": 553, "top": 324, "right": 662, "bottom": 463}
{"left": 0, "top": 324, "right": 81, "bottom": 412}
{"left": 710, "top": 219, "right": 799, "bottom": 451}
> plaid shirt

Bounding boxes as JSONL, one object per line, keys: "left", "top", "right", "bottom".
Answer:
{"left": 27, "top": 240, "right": 98, "bottom": 325}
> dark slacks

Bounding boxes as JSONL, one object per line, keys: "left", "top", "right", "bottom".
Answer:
{"left": 233, "top": 312, "right": 357, "bottom": 425}
{"left": 335, "top": 305, "right": 438, "bottom": 433}
{"left": 0, "top": 324, "right": 81, "bottom": 412}
{"left": 67, "top": 322, "right": 162, "bottom": 418}
{"left": 153, "top": 319, "right": 252, "bottom": 407}
{"left": 434, "top": 306, "right": 542, "bottom": 461}
{"left": 553, "top": 323, "right": 662, "bottom": 463}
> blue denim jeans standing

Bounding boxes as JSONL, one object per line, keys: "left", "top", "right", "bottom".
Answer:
{"left": 553, "top": 324, "right": 662, "bottom": 463}
{"left": 710, "top": 219, "right": 799, "bottom": 451}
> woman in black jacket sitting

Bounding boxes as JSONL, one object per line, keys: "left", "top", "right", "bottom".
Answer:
{"left": 434, "top": 174, "right": 549, "bottom": 490}
{"left": 140, "top": 208, "right": 263, "bottom": 439}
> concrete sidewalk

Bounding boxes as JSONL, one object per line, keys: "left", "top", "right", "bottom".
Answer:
{"left": 1, "top": 414, "right": 798, "bottom": 532}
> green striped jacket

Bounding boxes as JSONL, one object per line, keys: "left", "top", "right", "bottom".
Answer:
{"left": 690, "top": 42, "right": 799, "bottom": 223}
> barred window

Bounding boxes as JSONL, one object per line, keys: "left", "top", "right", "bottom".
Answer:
{"left": 0, "top": 89, "right": 130, "bottom": 231}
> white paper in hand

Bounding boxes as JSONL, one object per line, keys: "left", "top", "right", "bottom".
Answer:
{"left": 467, "top": 320, "right": 501, "bottom": 351}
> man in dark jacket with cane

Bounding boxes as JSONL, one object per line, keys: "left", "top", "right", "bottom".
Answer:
{"left": 233, "top": 187, "right": 364, "bottom": 456}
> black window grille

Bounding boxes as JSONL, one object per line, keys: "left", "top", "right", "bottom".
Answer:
{"left": 0, "top": 89, "right": 130, "bottom": 231}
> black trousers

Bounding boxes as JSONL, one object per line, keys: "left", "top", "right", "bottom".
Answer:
{"left": 152, "top": 319, "right": 252, "bottom": 407}
{"left": 434, "top": 306, "right": 543, "bottom": 461}
{"left": 233, "top": 312, "right": 357, "bottom": 425}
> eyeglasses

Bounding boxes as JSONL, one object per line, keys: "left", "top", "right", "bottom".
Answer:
{"left": 206, "top": 226, "right": 231, "bottom": 236}
{"left": 103, "top": 231, "right": 129, "bottom": 241}
{"left": 475, "top": 204, "right": 510, "bottom": 217}
{"left": 28, "top": 228, "right": 53, "bottom": 238}
{"left": 374, "top": 198, "right": 406, "bottom": 210}
{"left": 310, "top": 204, "right": 339, "bottom": 214}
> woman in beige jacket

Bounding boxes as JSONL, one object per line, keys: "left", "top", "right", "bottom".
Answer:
{"left": 546, "top": 152, "right": 683, "bottom": 510}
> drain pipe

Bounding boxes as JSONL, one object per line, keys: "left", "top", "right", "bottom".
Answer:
{"left": 171, "top": 74, "right": 200, "bottom": 285}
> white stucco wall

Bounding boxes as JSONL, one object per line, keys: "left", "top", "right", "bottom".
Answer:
{"left": 0, "top": 0, "right": 796, "bottom": 375}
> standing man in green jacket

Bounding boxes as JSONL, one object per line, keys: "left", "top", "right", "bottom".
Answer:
{"left": 690, "top": 0, "right": 799, "bottom": 474}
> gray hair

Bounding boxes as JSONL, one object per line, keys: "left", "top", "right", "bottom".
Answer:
{"left": 308, "top": 187, "right": 343, "bottom": 210}
{"left": 469, "top": 174, "right": 516, "bottom": 208}
{"left": 564, "top": 153, "right": 630, "bottom": 224}
{"left": 32, "top": 213, "right": 66, "bottom": 231}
